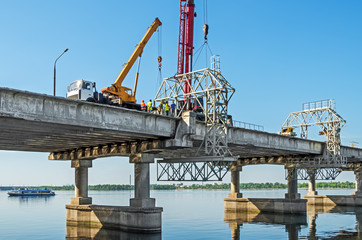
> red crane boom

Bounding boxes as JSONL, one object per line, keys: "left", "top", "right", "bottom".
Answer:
{"left": 177, "top": 0, "right": 195, "bottom": 109}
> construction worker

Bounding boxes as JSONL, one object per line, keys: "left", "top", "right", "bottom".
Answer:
{"left": 171, "top": 101, "right": 176, "bottom": 117}
{"left": 147, "top": 99, "right": 153, "bottom": 112}
{"left": 165, "top": 101, "right": 170, "bottom": 116}
{"left": 158, "top": 101, "right": 164, "bottom": 115}
{"left": 140, "top": 100, "right": 146, "bottom": 111}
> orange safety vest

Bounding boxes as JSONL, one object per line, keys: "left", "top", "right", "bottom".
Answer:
{"left": 141, "top": 102, "right": 146, "bottom": 110}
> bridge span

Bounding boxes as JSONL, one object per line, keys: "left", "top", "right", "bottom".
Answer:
{"left": 1, "top": 87, "right": 362, "bottom": 232}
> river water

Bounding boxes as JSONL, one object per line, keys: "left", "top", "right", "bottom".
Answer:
{"left": 0, "top": 189, "right": 361, "bottom": 239}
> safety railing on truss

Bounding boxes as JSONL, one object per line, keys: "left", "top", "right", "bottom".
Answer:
{"left": 302, "top": 99, "right": 335, "bottom": 111}
{"left": 232, "top": 120, "right": 264, "bottom": 131}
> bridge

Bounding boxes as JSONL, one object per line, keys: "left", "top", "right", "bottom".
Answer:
{"left": 1, "top": 87, "right": 362, "bottom": 232}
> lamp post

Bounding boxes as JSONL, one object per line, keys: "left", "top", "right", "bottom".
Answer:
{"left": 53, "top": 48, "right": 69, "bottom": 96}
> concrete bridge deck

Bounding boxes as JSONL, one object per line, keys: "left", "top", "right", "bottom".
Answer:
{"left": 0, "top": 88, "right": 361, "bottom": 162}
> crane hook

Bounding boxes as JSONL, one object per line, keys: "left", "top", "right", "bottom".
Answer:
{"left": 203, "top": 24, "right": 209, "bottom": 40}
{"left": 158, "top": 56, "right": 162, "bottom": 69}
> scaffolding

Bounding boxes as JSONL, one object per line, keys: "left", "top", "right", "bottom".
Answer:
{"left": 281, "top": 99, "right": 347, "bottom": 180}
{"left": 155, "top": 56, "right": 237, "bottom": 181}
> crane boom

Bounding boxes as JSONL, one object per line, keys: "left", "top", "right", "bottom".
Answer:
{"left": 101, "top": 17, "right": 162, "bottom": 103}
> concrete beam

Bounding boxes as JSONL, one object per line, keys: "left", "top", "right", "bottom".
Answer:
{"left": 49, "top": 140, "right": 165, "bottom": 161}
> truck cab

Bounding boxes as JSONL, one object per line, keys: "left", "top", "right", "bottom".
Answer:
{"left": 66, "top": 80, "right": 95, "bottom": 101}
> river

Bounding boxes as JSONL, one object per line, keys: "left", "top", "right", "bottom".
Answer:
{"left": 0, "top": 189, "right": 360, "bottom": 239}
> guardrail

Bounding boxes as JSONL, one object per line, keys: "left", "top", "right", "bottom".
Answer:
{"left": 232, "top": 120, "right": 264, "bottom": 131}
{"left": 303, "top": 99, "right": 335, "bottom": 111}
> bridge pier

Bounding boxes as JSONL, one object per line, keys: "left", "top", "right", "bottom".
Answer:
{"left": 304, "top": 167, "right": 362, "bottom": 206}
{"left": 352, "top": 167, "right": 362, "bottom": 196}
{"left": 66, "top": 154, "right": 162, "bottom": 233}
{"left": 306, "top": 171, "right": 318, "bottom": 196}
{"left": 285, "top": 168, "right": 300, "bottom": 199}
{"left": 228, "top": 169, "right": 242, "bottom": 198}
{"left": 129, "top": 153, "right": 155, "bottom": 208}
{"left": 225, "top": 166, "right": 306, "bottom": 214}
{"left": 70, "top": 160, "right": 92, "bottom": 205}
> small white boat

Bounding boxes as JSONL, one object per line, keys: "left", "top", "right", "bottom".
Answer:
{"left": 8, "top": 188, "right": 55, "bottom": 196}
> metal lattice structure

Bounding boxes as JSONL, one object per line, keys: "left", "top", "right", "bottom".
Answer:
{"left": 157, "top": 157, "right": 235, "bottom": 181}
{"left": 285, "top": 167, "right": 342, "bottom": 180}
{"left": 155, "top": 57, "right": 237, "bottom": 181}
{"left": 281, "top": 99, "right": 347, "bottom": 180}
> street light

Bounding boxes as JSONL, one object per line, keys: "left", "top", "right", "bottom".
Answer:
{"left": 53, "top": 48, "right": 69, "bottom": 96}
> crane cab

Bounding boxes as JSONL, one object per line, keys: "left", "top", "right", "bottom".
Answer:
{"left": 279, "top": 127, "right": 297, "bottom": 137}
{"left": 101, "top": 85, "right": 135, "bottom": 103}
{"left": 66, "top": 80, "right": 95, "bottom": 101}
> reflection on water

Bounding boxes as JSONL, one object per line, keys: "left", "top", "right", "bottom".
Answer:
{"left": 7, "top": 195, "right": 55, "bottom": 204}
{"left": 2, "top": 190, "right": 362, "bottom": 239}
{"left": 225, "top": 205, "right": 362, "bottom": 240}
{"left": 305, "top": 205, "right": 362, "bottom": 240}
{"left": 66, "top": 224, "right": 161, "bottom": 240}
{"left": 225, "top": 211, "right": 306, "bottom": 240}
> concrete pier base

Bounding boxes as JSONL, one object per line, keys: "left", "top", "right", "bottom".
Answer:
{"left": 304, "top": 195, "right": 362, "bottom": 206}
{"left": 66, "top": 204, "right": 163, "bottom": 233}
{"left": 224, "top": 198, "right": 307, "bottom": 214}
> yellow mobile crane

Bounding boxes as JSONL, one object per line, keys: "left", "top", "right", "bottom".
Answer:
{"left": 66, "top": 18, "right": 162, "bottom": 109}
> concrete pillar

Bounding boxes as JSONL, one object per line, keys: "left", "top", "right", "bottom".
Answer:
{"left": 70, "top": 160, "right": 92, "bottom": 205}
{"left": 352, "top": 168, "right": 362, "bottom": 196}
{"left": 228, "top": 169, "right": 242, "bottom": 198}
{"left": 285, "top": 168, "right": 300, "bottom": 200}
{"left": 129, "top": 153, "right": 155, "bottom": 208}
{"left": 356, "top": 207, "right": 362, "bottom": 237}
{"left": 307, "top": 170, "right": 318, "bottom": 196}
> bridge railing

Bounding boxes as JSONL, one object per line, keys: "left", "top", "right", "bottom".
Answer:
{"left": 232, "top": 120, "right": 264, "bottom": 131}
{"left": 302, "top": 99, "right": 335, "bottom": 111}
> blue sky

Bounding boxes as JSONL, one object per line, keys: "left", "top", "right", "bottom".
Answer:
{"left": 0, "top": 0, "right": 361, "bottom": 186}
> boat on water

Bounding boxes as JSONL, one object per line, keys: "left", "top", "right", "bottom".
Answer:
{"left": 8, "top": 188, "right": 55, "bottom": 196}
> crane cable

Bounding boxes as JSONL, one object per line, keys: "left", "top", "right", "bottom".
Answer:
{"left": 156, "top": 26, "right": 163, "bottom": 91}
{"left": 193, "top": 0, "right": 213, "bottom": 69}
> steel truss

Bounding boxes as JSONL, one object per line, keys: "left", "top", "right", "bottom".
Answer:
{"left": 154, "top": 58, "right": 236, "bottom": 181}
{"left": 154, "top": 64, "right": 235, "bottom": 157}
{"left": 285, "top": 168, "right": 342, "bottom": 180}
{"left": 281, "top": 99, "right": 347, "bottom": 180}
{"left": 157, "top": 157, "right": 235, "bottom": 181}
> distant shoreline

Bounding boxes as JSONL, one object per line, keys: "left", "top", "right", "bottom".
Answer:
{"left": 0, "top": 181, "right": 355, "bottom": 191}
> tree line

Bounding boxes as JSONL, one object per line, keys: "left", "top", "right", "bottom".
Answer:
{"left": 15, "top": 181, "right": 355, "bottom": 191}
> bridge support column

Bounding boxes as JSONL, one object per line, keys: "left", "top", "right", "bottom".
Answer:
{"left": 228, "top": 169, "right": 242, "bottom": 198}
{"left": 130, "top": 153, "right": 155, "bottom": 208}
{"left": 285, "top": 168, "right": 300, "bottom": 200}
{"left": 352, "top": 167, "right": 362, "bottom": 196}
{"left": 70, "top": 160, "right": 92, "bottom": 205}
{"left": 66, "top": 155, "right": 162, "bottom": 233}
{"left": 307, "top": 170, "right": 318, "bottom": 196}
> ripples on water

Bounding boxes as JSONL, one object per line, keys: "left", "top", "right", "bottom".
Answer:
{"left": 0, "top": 189, "right": 361, "bottom": 239}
